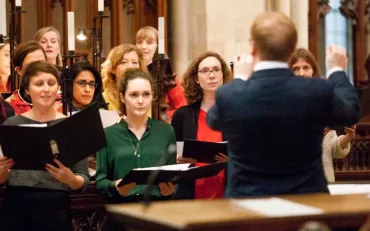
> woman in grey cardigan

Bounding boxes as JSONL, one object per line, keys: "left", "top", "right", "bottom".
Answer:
{"left": 0, "top": 61, "right": 89, "bottom": 231}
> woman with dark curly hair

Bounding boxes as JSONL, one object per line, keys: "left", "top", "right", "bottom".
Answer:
{"left": 171, "top": 51, "right": 233, "bottom": 199}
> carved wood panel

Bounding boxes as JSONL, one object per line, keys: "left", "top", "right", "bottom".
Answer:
{"left": 309, "top": 0, "right": 368, "bottom": 86}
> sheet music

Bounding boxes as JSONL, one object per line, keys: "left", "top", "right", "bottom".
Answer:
{"left": 231, "top": 197, "right": 323, "bottom": 217}
{"left": 329, "top": 184, "right": 370, "bottom": 195}
{"left": 176, "top": 141, "right": 184, "bottom": 157}
{"left": 18, "top": 123, "right": 48, "bottom": 127}
{"left": 134, "top": 163, "right": 191, "bottom": 171}
{"left": 99, "top": 109, "right": 120, "bottom": 128}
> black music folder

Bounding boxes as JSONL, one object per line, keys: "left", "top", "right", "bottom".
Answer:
{"left": 182, "top": 139, "right": 228, "bottom": 163}
{"left": 0, "top": 102, "right": 107, "bottom": 170}
{"left": 118, "top": 162, "right": 227, "bottom": 186}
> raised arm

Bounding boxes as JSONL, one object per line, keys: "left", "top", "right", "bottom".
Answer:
{"left": 326, "top": 45, "right": 360, "bottom": 127}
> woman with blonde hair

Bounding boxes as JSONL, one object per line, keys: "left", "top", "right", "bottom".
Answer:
{"left": 136, "top": 26, "right": 187, "bottom": 121}
{"left": 101, "top": 44, "right": 146, "bottom": 112}
{"left": 34, "top": 26, "right": 63, "bottom": 67}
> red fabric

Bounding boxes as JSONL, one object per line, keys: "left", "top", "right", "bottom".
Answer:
{"left": 165, "top": 76, "right": 187, "bottom": 119}
{"left": 7, "top": 90, "right": 63, "bottom": 115}
{"left": 7, "top": 90, "right": 31, "bottom": 115}
{"left": 195, "top": 109, "right": 225, "bottom": 199}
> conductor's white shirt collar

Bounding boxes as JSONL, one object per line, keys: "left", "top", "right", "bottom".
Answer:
{"left": 253, "top": 61, "right": 289, "bottom": 72}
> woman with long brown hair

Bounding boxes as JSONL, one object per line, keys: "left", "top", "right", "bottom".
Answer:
{"left": 289, "top": 48, "right": 356, "bottom": 183}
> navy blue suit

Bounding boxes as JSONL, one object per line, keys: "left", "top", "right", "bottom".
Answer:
{"left": 207, "top": 69, "right": 360, "bottom": 198}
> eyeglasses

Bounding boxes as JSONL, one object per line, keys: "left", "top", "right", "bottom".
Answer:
{"left": 198, "top": 68, "right": 222, "bottom": 77}
{"left": 75, "top": 80, "right": 98, "bottom": 88}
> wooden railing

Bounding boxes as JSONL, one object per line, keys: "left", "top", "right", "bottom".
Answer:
{"left": 334, "top": 123, "right": 370, "bottom": 181}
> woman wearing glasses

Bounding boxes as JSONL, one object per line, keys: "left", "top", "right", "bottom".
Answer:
{"left": 63, "top": 61, "right": 103, "bottom": 111}
{"left": 171, "top": 51, "right": 233, "bottom": 199}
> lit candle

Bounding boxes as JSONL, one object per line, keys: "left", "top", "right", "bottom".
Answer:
{"left": 67, "top": 12, "right": 75, "bottom": 51}
{"left": 0, "top": 0, "right": 7, "bottom": 36}
{"left": 98, "top": 0, "right": 104, "bottom": 12}
{"left": 15, "top": 0, "right": 21, "bottom": 7}
{"left": 158, "top": 17, "right": 164, "bottom": 54}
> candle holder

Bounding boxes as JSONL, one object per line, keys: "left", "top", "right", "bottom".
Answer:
{"left": 8, "top": 5, "right": 26, "bottom": 92}
{"left": 148, "top": 49, "right": 176, "bottom": 122}
{"left": 92, "top": 13, "right": 109, "bottom": 71}
{"left": 230, "top": 61, "right": 234, "bottom": 74}
{"left": 61, "top": 51, "right": 80, "bottom": 116}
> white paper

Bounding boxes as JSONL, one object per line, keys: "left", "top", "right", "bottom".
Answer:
{"left": 19, "top": 123, "right": 48, "bottom": 127}
{"left": 176, "top": 141, "right": 184, "bottom": 157}
{"left": 158, "top": 17, "right": 165, "bottom": 54}
{"left": 98, "top": 0, "right": 104, "bottom": 12}
{"left": 329, "top": 184, "right": 370, "bottom": 195}
{"left": 67, "top": 12, "right": 75, "bottom": 51}
{"left": 99, "top": 109, "right": 120, "bottom": 128}
{"left": 232, "top": 197, "right": 323, "bottom": 217}
{"left": 0, "top": 0, "right": 6, "bottom": 36}
{"left": 15, "top": 0, "right": 21, "bottom": 7}
{"left": 135, "top": 163, "right": 191, "bottom": 171}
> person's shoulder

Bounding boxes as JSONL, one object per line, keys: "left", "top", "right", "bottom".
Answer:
{"left": 104, "top": 122, "right": 124, "bottom": 135}
{"left": 3, "top": 115, "right": 25, "bottom": 125}
{"left": 151, "top": 119, "right": 174, "bottom": 133}
{"left": 291, "top": 76, "right": 331, "bottom": 88}
{"left": 173, "top": 102, "right": 198, "bottom": 115}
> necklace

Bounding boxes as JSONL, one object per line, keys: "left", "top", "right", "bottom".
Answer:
{"left": 126, "top": 127, "right": 140, "bottom": 156}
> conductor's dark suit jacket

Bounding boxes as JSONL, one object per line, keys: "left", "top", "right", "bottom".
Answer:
{"left": 206, "top": 68, "right": 360, "bottom": 198}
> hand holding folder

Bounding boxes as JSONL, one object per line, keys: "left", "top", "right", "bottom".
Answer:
{"left": 182, "top": 139, "right": 228, "bottom": 163}
{"left": 118, "top": 162, "right": 227, "bottom": 186}
{"left": 0, "top": 102, "right": 107, "bottom": 170}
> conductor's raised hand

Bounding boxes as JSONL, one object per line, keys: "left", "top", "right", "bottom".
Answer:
{"left": 326, "top": 45, "right": 348, "bottom": 70}
{"left": 45, "top": 159, "right": 76, "bottom": 185}
{"left": 233, "top": 54, "right": 255, "bottom": 80}
{"left": 159, "top": 182, "right": 175, "bottom": 196}
{"left": 114, "top": 180, "right": 136, "bottom": 196}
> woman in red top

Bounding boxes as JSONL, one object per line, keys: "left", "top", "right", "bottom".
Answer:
{"left": 136, "top": 26, "right": 187, "bottom": 122}
{"left": 5, "top": 41, "right": 62, "bottom": 114}
{"left": 171, "top": 51, "right": 233, "bottom": 199}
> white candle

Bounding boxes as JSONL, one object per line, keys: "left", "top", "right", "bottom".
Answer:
{"left": 15, "top": 0, "right": 21, "bottom": 7}
{"left": 67, "top": 12, "right": 75, "bottom": 51}
{"left": 0, "top": 0, "right": 7, "bottom": 36}
{"left": 158, "top": 17, "right": 165, "bottom": 54}
{"left": 98, "top": 0, "right": 104, "bottom": 12}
